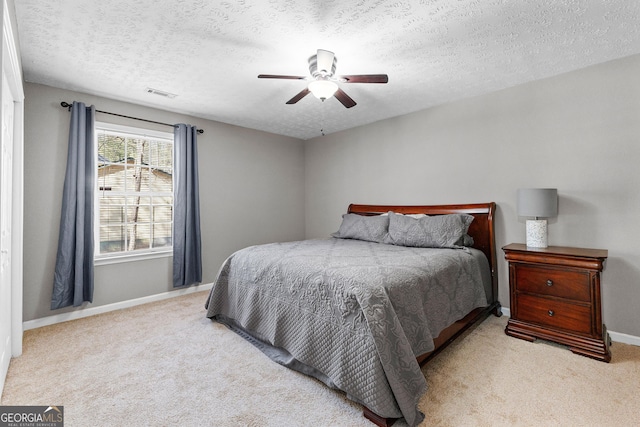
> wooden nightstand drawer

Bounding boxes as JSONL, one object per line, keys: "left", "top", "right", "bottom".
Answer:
{"left": 514, "top": 265, "right": 591, "bottom": 302}
{"left": 516, "top": 294, "right": 592, "bottom": 335}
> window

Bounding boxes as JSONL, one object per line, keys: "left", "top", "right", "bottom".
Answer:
{"left": 94, "top": 122, "right": 173, "bottom": 263}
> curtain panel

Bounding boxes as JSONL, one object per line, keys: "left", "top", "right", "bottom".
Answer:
{"left": 173, "top": 124, "right": 202, "bottom": 287}
{"left": 51, "top": 101, "right": 96, "bottom": 309}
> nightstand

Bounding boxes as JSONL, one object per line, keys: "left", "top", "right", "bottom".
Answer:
{"left": 503, "top": 243, "right": 610, "bottom": 362}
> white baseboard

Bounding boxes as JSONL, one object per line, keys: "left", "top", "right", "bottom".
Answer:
{"left": 499, "top": 307, "right": 640, "bottom": 347}
{"left": 608, "top": 330, "right": 640, "bottom": 347}
{"left": 23, "top": 283, "right": 214, "bottom": 331}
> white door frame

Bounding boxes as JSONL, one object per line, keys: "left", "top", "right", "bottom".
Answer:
{"left": 2, "top": 0, "right": 24, "bottom": 374}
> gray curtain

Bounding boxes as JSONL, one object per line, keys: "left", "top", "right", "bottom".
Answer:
{"left": 51, "top": 101, "right": 96, "bottom": 309}
{"left": 173, "top": 124, "right": 202, "bottom": 287}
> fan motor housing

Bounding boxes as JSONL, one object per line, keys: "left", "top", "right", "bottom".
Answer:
{"left": 309, "top": 54, "right": 337, "bottom": 78}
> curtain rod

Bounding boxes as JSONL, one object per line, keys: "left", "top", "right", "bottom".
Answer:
{"left": 60, "top": 101, "right": 204, "bottom": 134}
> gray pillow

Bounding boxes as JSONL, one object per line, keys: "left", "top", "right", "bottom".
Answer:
{"left": 387, "top": 212, "right": 474, "bottom": 248}
{"left": 332, "top": 213, "right": 389, "bottom": 243}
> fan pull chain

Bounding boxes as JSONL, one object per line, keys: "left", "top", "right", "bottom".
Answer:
{"left": 320, "top": 103, "right": 326, "bottom": 136}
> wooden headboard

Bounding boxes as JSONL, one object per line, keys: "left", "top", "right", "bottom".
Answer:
{"left": 347, "top": 202, "right": 498, "bottom": 306}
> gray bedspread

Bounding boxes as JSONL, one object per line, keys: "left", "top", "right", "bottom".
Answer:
{"left": 205, "top": 238, "right": 489, "bottom": 426}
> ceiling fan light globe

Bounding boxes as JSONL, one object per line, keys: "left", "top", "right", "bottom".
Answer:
{"left": 308, "top": 80, "right": 338, "bottom": 101}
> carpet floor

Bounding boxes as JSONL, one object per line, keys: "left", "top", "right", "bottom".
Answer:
{"left": 2, "top": 291, "right": 639, "bottom": 426}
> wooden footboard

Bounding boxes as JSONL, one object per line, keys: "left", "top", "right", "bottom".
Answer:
{"left": 349, "top": 203, "right": 500, "bottom": 426}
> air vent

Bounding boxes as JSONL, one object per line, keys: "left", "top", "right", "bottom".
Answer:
{"left": 145, "top": 87, "right": 177, "bottom": 99}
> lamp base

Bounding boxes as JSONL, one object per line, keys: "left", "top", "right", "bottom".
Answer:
{"left": 526, "top": 219, "right": 548, "bottom": 248}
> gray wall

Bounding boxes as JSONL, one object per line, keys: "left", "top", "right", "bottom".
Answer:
{"left": 304, "top": 54, "right": 640, "bottom": 337}
{"left": 23, "top": 83, "right": 305, "bottom": 321}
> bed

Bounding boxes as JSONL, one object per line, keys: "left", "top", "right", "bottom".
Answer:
{"left": 205, "top": 203, "right": 501, "bottom": 426}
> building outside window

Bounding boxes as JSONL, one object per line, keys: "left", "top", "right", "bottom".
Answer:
{"left": 94, "top": 122, "right": 173, "bottom": 263}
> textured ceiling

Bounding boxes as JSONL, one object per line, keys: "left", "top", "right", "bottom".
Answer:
{"left": 15, "top": 0, "right": 640, "bottom": 140}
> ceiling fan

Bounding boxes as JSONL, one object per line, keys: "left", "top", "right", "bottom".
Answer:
{"left": 258, "top": 49, "right": 388, "bottom": 108}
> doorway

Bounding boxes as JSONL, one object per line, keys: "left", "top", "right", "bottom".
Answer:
{"left": 0, "top": 1, "right": 25, "bottom": 396}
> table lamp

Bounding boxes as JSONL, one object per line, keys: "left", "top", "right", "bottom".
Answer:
{"left": 517, "top": 188, "right": 558, "bottom": 248}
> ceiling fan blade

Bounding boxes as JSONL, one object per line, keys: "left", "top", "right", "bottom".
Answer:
{"left": 286, "top": 88, "right": 311, "bottom": 104}
{"left": 316, "top": 49, "right": 335, "bottom": 75}
{"left": 258, "top": 74, "right": 306, "bottom": 80}
{"left": 334, "top": 88, "right": 357, "bottom": 108}
{"left": 341, "top": 74, "right": 389, "bottom": 84}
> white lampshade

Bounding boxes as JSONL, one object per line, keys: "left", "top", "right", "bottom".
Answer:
{"left": 517, "top": 188, "right": 558, "bottom": 219}
{"left": 517, "top": 188, "right": 558, "bottom": 248}
{"left": 308, "top": 79, "right": 338, "bottom": 101}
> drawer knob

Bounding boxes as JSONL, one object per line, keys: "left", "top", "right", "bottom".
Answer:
{"left": 546, "top": 279, "right": 553, "bottom": 287}
{"left": 548, "top": 310, "right": 555, "bottom": 317}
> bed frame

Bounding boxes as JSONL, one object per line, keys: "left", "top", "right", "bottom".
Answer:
{"left": 347, "top": 202, "right": 502, "bottom": 426}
